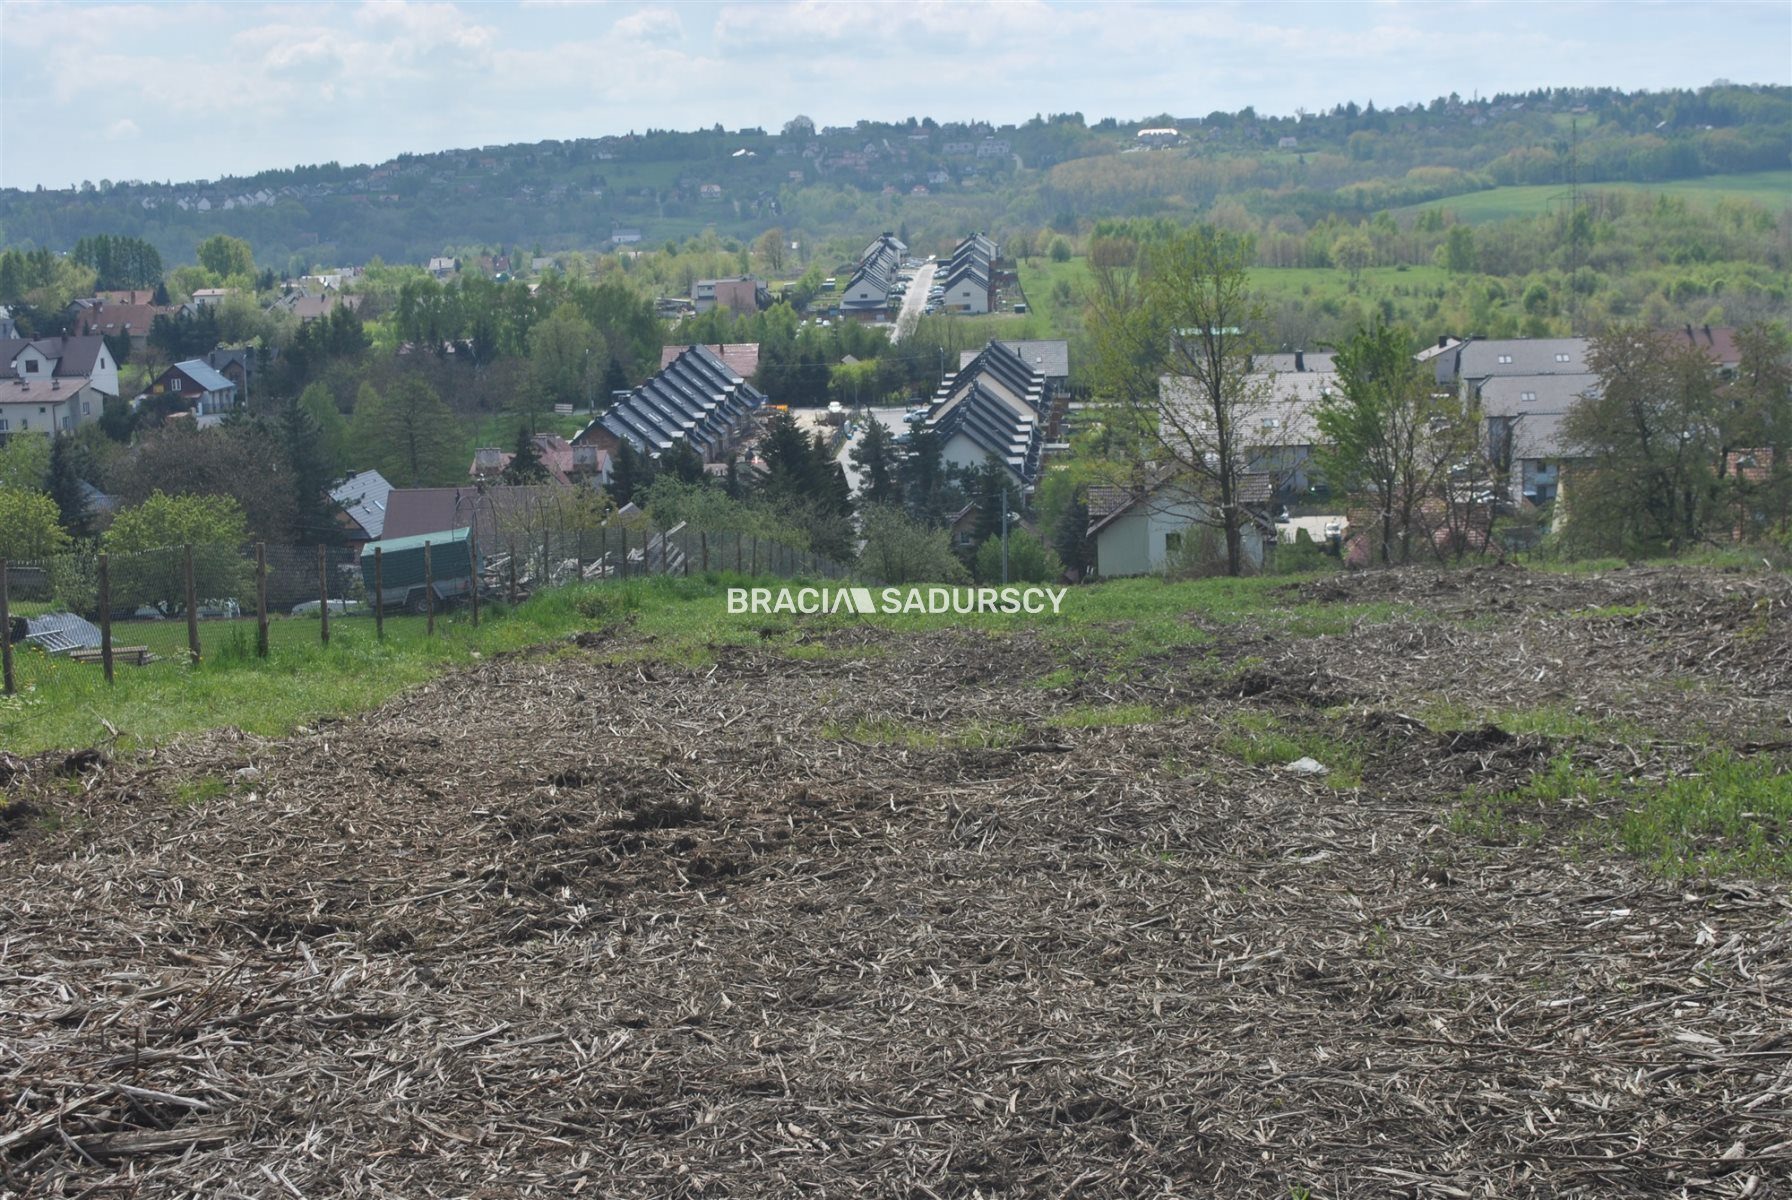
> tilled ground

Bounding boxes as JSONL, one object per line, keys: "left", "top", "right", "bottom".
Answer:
{"left": 3, "top": 566, "right": 1790, "bottom": 1198}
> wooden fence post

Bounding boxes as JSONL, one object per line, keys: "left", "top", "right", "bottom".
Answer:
{"left": 184, "top": 544, "right": 200, "bottom": 664}
{"left": 97, "top": 552, "right": 114, "bottom": 685}
{"left": 255, "top": 543, "right": 269, "bottom": 657}
{"left": 372, "top": 546, "right": 383, "bottom": 642}
{"left": 1, "top": 559, "right": 14, "bottom": 696}
{"left": 317, "top": 544, "right": 330, "bottom": 646}
{"left": 468, "top": 527, "right": 481, "bottom": 627}
{"left": 700, "top": 530, "right": 709, "bottom": 573}
{"left": 424, "top": 540, "right": 436, "bottom": 635}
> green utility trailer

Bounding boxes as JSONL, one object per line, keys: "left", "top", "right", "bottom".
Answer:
{"left": 360, "top": 528, "right": 479, "bottom": 613}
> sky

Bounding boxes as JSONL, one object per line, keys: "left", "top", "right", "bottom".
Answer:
{"left": 2, "top": 0, "right": 1788, "bottom": 191}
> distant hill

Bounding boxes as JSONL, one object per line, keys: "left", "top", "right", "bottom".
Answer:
{"left": 2, "top": 85, "right": 1787, "bottom": 269}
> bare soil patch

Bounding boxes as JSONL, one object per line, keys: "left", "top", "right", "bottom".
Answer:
{"left": 4, "top": 567, "right": 1789, "bottom": 1197}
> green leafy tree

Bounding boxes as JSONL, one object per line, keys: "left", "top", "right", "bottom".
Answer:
{"left": 973, "top": 528, "right": 1062, "bottom": 584}
{"left": 1049, "top": 236, "right": 1073, "bottom": 263}
{"left": 602, "top": 356, "right": 629, "bottom": 409}
{"left": 349, "top": 378, "right": 465, "bottom": 487}
{"left": 196, "top": 234, "right": 255, "bottom": 281}
{"left": 105, "top": 492, "right": 251, "bottom": 612}
{"left": 857, "top": 506, "right": 969, "bottom": 584}
{"left": 1331, "top": 228, "right": 1373, "bottom": 283}
{"left": 0, "top": 488, "right": 69, "bottom": 559}
{"left": 899, "top": 425, "right": 953, "bottom": 526}
{"left": 528, "top": 303, "right": 598, "bottom": 417}
{"left": 0, "top": 434, "right": 50, "bottom": 493}
{"left": 607, "top": 439, "right": 654, "bottom": 507}
{"left": 1562, "top": 325, "right": 1721, "bottom": 555}
{"left": 298, "top": 382, "right": 351, "bottom": 474}
{"left": 1314, "top": 322, "right": 1464, "bottom": 565}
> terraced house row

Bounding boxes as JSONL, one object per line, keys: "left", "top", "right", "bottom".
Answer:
{"left": 574, "top": 343, "right": 766, "bottom": 463}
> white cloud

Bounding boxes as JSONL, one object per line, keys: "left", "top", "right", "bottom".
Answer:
{"left": 613, "top": 6, "right": 683, "bottom": 42}
{"left": 104, "top": 118, "right": 141, "bottom": 141}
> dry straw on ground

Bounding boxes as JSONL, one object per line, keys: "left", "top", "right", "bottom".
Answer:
{"left": 3, "top": 566, "right": 1789, "bottom": 1197}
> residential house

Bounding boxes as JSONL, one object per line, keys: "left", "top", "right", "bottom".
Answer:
{"left": 269, "top": 287, "right": 362, "bottom": 323}
{"left": 938, "top": 233, "right": 999, "bottom": 314}
{"left": 469, "top": 434, "right": 610, "bottom": 488}
{"left": 692, "top": 276, "right": 769, "bottom": 316}
{"left": 839, "top": 232, "right": 906, "bottom": 320}
{"left": 659, "top": 343, "right": 761, "bottom": 379}
{"left": 145, "top": 358, "right": 238, "bottom": 425}
{"left": 70, "top": 291, "right": 176, "bottom": 356}
{"left": 1137, "top": 128, "right": 1180, "bottom": 147}
{"left": 1433, "top": 336, "right": 1589, "bottom": 395}
{"left": 925, "top": 340, "right": 1055, "bottom": 487}
{"left": 0, "top": 335, "right": 119, "bottom": 438}
{"left": 1476, "top": 372, "right": 1598, "bottom": 507}
{"left": 0, "top": 306, "right": 15, "bottom": 339}
{"left": 610, "top": 228, "right": 643, "bottom": 246}
{"left": 961, "top": 339, "right": 1070, "bottom": 391}
{"left": 427, "top": 257, "right": 457, "bottom": 278}
{"left": 204, "top": 347, "right": 270, "bottom": 398}
{"left": 1087, "top": 473, "right": 1275, "bottom": 577}
{"left": 189, "top": 287, "right": 232, "bottom": 308}
{"left": 574, "top": 343, "right": 767, "bottom": 463}
{"left": 699, "top": 183, "right": 723, "bottom": 201}
{"left": 380, "top": 484, "right": 567, "bottom": 544}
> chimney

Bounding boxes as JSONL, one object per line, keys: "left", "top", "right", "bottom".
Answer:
{"left": 1294, "top": 350, "right": 1306, "bottom": 372}
{"left": 1438, "top": 335, "right": 1449, "bottom": 349}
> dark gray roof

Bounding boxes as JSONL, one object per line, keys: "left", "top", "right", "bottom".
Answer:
{"left": 1255, "top": 351, "right": 1337, "bottom": 375}
{"left": 331, "top": 469, "right": 394, "bottom": 540}
{"left": 594, "top": 343, "right": 765, "bottom": 456}
{"left": 1475, "top": 372, "right": 1598, "bottom": 418}
{"left": 0, "top": 335, "right": 106, "bottom": 379}
{"left": 1438, "top": 337, "right": 1589, "bottom": 385}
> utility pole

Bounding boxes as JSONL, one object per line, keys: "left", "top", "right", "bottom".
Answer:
{"left": 1000, "top": 500, "right": 1011, "bottom": 585}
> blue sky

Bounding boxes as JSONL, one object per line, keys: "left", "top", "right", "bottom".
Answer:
{"left": 2, "top": 0, "right": 1788, "bottom": 190}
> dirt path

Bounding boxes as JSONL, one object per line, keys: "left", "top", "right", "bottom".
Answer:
{"left": 4, "top": 568, "right": 1789, "bottom": 1196}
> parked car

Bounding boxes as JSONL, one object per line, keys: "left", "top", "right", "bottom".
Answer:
{"left": 290, "top": 599, "right": 361, "bottom": 617}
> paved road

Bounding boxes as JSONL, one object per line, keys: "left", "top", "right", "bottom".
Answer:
{"left": 836, "top": 408, "right": 910, "bottom": 497}
{"left": 890, "top": 260, "right": 937, "bottom": 344}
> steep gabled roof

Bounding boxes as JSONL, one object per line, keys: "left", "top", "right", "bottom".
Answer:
{"left": 591, "top": 343, "right": 764, "bottom": 456}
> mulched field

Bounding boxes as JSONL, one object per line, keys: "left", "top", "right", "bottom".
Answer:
{"left": 3, "top": 566, "right": 1789, "bottom": 1197}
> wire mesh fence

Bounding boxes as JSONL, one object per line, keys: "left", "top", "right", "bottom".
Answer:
{"left": 1, "top": 522, "right": 850, "bottom": 697}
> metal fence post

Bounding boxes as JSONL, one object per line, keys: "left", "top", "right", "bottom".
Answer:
{"left": 318, "top": 544, "right": 330, "bottom": 646}
{"left": 256, "top": 543, "right": 269, "bottom": 657}
{"left": 184, "top": 544, "right": 200, "bottom": 664}
{"left": 373, "top": 546, "right": 384, "bottom": 641}
{"left": 0, "top": 559, "right": 13, "bottom": 696}
{"left": 424, "top": 540, "right": 436, "bottom": 636}
{"left": 468, "top": 526, "right": 481, "bottom": 628}
{"left": 97, "top": 552, "right": 114, "bottom": 685}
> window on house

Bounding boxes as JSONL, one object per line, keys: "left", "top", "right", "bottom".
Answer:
{"left": 83, "top": 401, "right": 92, "bottom": 415}
{"left": 22, "top": 359, "right": 37, "bottom": 373}
{"left": 171, "top": 378, "right": 182, "bottom": 391}
{"left": 1521, "top": 391, "right": 1537, "bottom": 402}
{"left": 1496, "top": 354, "right": 1513, "bottom": 364}
{"left": 0, "top": 418, "right": 9, "bottom": 432}
{"left": 1165, "top": 532, "right": 1183, "bottom": 554}
{"left": 1554, "top": 353, "right": 1571, "bottom": 362}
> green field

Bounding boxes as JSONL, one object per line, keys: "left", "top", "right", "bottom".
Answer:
{"left": 1397, "top": 170, "right": 1792, "bottom": 224}
{"left": 1019, "top": 256, "right": 1453, "bottom": 320}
